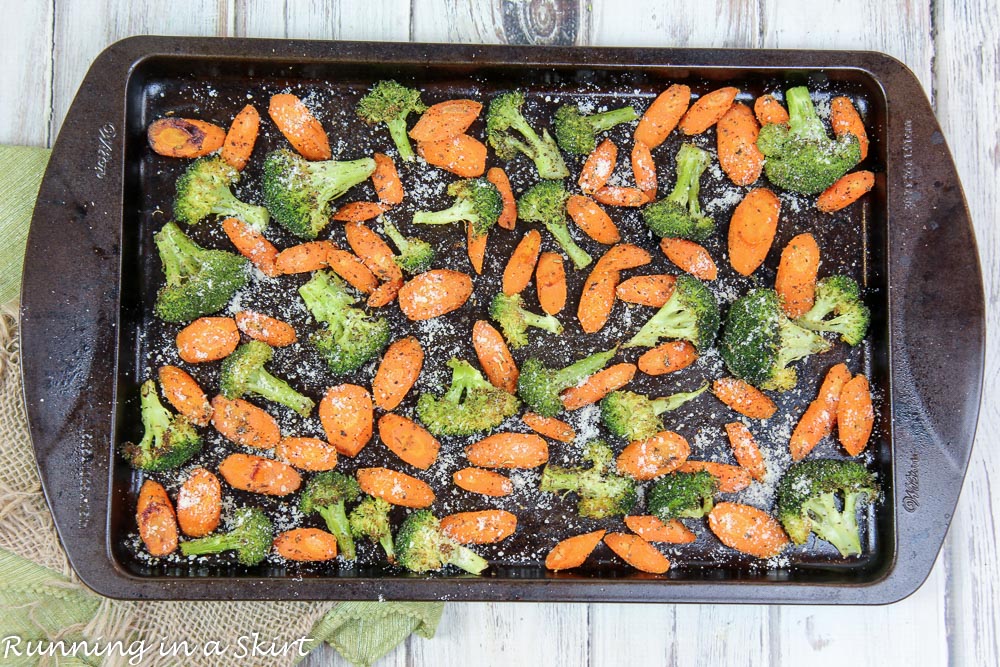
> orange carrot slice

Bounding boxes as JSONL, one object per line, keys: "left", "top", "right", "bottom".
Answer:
{"left": 268, "top": 93, "right": 331, "bottom": 160}
{"left": 274, "top": 528, "right": 338, "bottom": 561}
{"left": 409, "top": 99, "right": 483, "bottom": 143}
{"left": 598, "top": 243, "right": 652, "bottom": 271}
{"left": 679, "top": 87, "right": 739, "bottom": 135}
{"left": 326, "top": 248, "right": 380, "bottom": 293}
{"left": 716, "top": 102, "right": 763, "bottom": 186}
{"left": 176, "top": 468, "right": 222, "bottom": 538}
{"left": 638, "top": 341, "right": 698, "bottom": 376}
{"left": 562, "top": 363, "right": 636, "bottom": 410}
{"left": 535, "top": 252, "right": 567, "bottom": 316}
{"left": 472, "top": 320, "right": 519, "bottom": 394}
{"left": 222, "top": 217, "right": 280, "bottom": 277}
{"left": 356, "top": 467, "right": 435, "bottom": 508}
{"left": 631, "top": 140, "right": 658, "bottom": 201}
{"left": 593, "top": 186, "right": 649, "bottom": 208}
{"left": 136, "top": 480, "right": 178, "bottom": 556}
{"left": 522, "top": 412, "right": 575, "bottom": 443}
{"left": 545, "top": 530, "right": 606, "bottom": 571}
{"left": 367, "top": 277, "right": 403, "bottom": 308}
{"left": 830, "top": 96, "right": 870, "bottom": 160}
{"left": 218, "top": 453, "right": 302, "bottom": 496}
{"left": 789, "top": 363, "right": 852, "bottom": 461}
{"left": 158, "top": 365, "right": 213, "bottom": 426}
{"left": 211, "top": 395, "right": 281, "bottom": 449}
{"left": 677, "top": 461, "right": 752, "bottom": 493}
{"left": 147, "top": 118, "right": 225, "bottom": 158}
{"left": 566, "top": 195, "right": 621, "bottom": 244}
{"left": 616, "top": 431, "right": 690, "bottom": 480}
{"left": 275, "top": 240, "right": 334, "bottom": 274}
{"left": 578, "top": 266, "right": 620, "bottom": 335}
{"left": 487, "top": 167, "right": 518, "bottom": 230}
{"left": 660, "top": 238, "right": 717, "bottom": 280}
{"left": 453, "top": 468, "right": 514, "bottom": 497}
{"left": 467, "top": 224, "right": 488, "bottom": 274}
{"left": 816, "top": 171, "right": 875, "bottom": 213}
{"left": 276, "top": 437, "right": 339, "bottom": 472}
{"left": 378, "top": 413, "right": 441, "bottom": 470}
{"left": 604, "top": 533, "right": 671, "bottom": 574}
{"left": 176, "top": 317, "right": 239, "bottom": 363}
{"left": 441, "top": 510, "right": 517, "bottom": 544}
{"left": 708, "top": 502, "right": 789, "bottom": 558}
{"left": 465, "top": 433, "right": 549, "bottom": 469}
{"left": 372, "top": 152, "right": 404, "bottom": 205}
{"left": 398, "top": 269, "right": 473, "bottom": 320}
{"left": 578, "top": 138, "right": 617, "bottom": 194}
{"left": 725, "top": 422, "right": 767, "bottom": 482}
{"left": 713, "top": 377, "right": 777, "bottom": 419}
{"left": 372, "top": 336, "right": 424, "bottom": 410}
{"left": 319, "top": 384, "right": 373, "bottom": 457}
{"left": 728, "top": 188, "right": 780, "bottom": 276}
{"left": 333, "top": 201, "right": 390, "bottom": 222}
{"left": 234, "top": 311, "right": 297, "bottom": 347}
{"left": 616, "top": 274, "right": 676, "bottom": 307}
{"left": 503, "top": 229, "right": 542, "bottom": 295}
{"left": 220, "top": 105, "right": 260, "bottom": 171}
{"left": 838, "top": 375, "right": 874, "bottom": 456}
{"left": 635, "top": 84, "right": 691, "bottom": 149}
{"left": 417, "top": 134, "right": 487, "bottom": 177}
{"left": 344, "top": 222, "right": 403, "bottom": 283}
{"left": 754, "top": 94, "right": 789, "bottom": 126}
{"left": 775, "top": 233, "right": 820, "bottom": 318}
{"left": 624, "top": 515, "right": 697, "bottom": 544}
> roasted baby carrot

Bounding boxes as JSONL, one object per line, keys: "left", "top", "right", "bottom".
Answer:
{"left": 566, "top": 195, "right": 621, "bottom": 245}
{"left": 616, "top": 274, "right": 676, "bottom": 307}
{"left": 274, "top": 528, "right": 339, "bottom": 561}
{"left": 634, "top": 84, "right": 691, "bottom": 149}
{"left": 578, "top": 264, "right": 619, "bottom": 333}
{"left": 503, "top": 230, "right": 542, "bottom": 295}
{"left": 372, "top": 153, "right": 404, "bottom": 205}
{"left": 176, "top": 468, "right": 222, "bottom": 537}
{"left": 367, "top": 277, "right": 403, "bottom": 308}
{"left": 578, "top": 138, "right": 617, "bottom": 194}
{"left": 535, "top": 252, "right": 567, "bottom": 316}
{"left": 211, "top": 395, "right": 281, "bottom": 449}
{"left": 417, "top": 134, "right": 487, "bottom": 177}
{"left": 465, "top": 433, "right": 549, "bottom": 469}
{"left": 638, "top": 341, "right": 698, "bottom": 376}
{"left": 136, "top": 480, "right": 178, "bottom": 556}
{"left": 660, "top": 238, "right": 717, "bottom": 280}
{"left": 398, "top": 269, "right": 473, "bottom": 320}
{"left": 677, "top": 461, "right": 752, "bottom": 493}
{"left": 592, "top": 186, "right": 649, "bottom": 208}
{"left": 728, "top": 187, "right": 780, "bottom": 276}
{"left": 708, "top": 502, "right": 789, "bottom": 558}
{"left": 599, "top": 243, "right": 653, "bottom": 271}
{"left": 158, "top": 365, "right": 213, "bottom": 426}
{"left": 147, "top": 117, "right": 225, "bottom": 158}
{"left": 276, "top": 437, "right": 339, "bottom": 471}
{"left": 679, "top": 87, "right": 739, "bottom": 135}
{"left": 624, "top": 515, "right": 697, "bottom": 544}
{"left": 472, "top": 320, "right": 519, "bottom": 394}
{"left": 332, "top": 201, "right": 390, "bottom": 222}
{"left": 378, "top": 413, "right": 441, "bottom": 470}
{"left": 631, "top": 140, "right": 658, "bottom": 201}
{"left": 218, "top": 453, "right": 302, "bottom": 496}
{"left": 467, "top": 224, "right": 489, "bottom": 274}
{"left": 326, "top": 248, "right": 380, "bottom": 293}
{"left": 487, "top": 167, "right": 517, "bottom": 230}
{"left": 816, "top": 171, "right": 875, "bottom": 213}
{"left": 268, "top": 93, "right": 331, "bottom": 161}
{"left": 275, "top": 240, "right": 334, "bottom": 274}
{"left": 319, "top": 384, "right": 373, "bottom": 457}
{"left": 830, "top": 96, "right": 870, "bottom": 160}
{"left": 356, "top": 467, "right": 436, "bottom": 508}
{"left": 616, "top": 430, "right": 690, "bottom": 480}
{"left": 561, "top": 363, "right": 636, "bottom": 410}
{"left": 545, "top": 530, "right": 606, "bottom": 571}
{"left": 716, "top": 102, "right": 764, "bottom": 186}
{"left": 775, "top": 233, "right": 820, "bottom": 318}
{"left": 345, "top": 222, "right": 403, "bottom": 283}
{"left": 220, "top": 104, "right": 260, "bottom": 171}
{"left": 838, "top": 374, "right": 874, "bottom": 456}
{"left": 725, "top": 422, "right": 767, "bottom": 482}
{"left": 754, "top": 94, "right": 789, "bottom": 126}
{"left": 604, "top": 533, "right": 671, "bottom": 574}
{"left": 713, "top": 377, "right": 777, "bottom": 419}
{"left": 441, "top": 509, "right": 517, "bottom": 544}
{"left": 373, "top": 336, "right": 424, "bottom": 410}
{"left": 522, "top": 412, "right": 575, "bottom": 443}
{"left": 409, "top": 99, "right": 483, "bottom": 143}
{"left": 176, "top": 317, "right": 239, "bottom": 363}
{"left": 453, "top": 467, "right": 514, "bottom": 497}
{"left": 789, "top": 363, "right": 852, "bottom": 461}
{"left": 234, "top": 310, "right": 297, "bottom": 347}
{"left": 222, "top": 217, "right": 280, "bottom": 277}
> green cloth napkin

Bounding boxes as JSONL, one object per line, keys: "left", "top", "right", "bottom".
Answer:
{"left": 0, "top": 145, "right": 443, "bottom": 667}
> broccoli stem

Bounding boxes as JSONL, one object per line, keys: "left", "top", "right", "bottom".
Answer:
{"left": 311, "top": 158, "right": 378, "bottom": 203}
{"left": 379, "top": 533, "right": 396, "bottom": 563}
{"left": 507, "top": 114, "right": 569, "bottom": 180}
{"left": 785, "top": 87, "right": 826, "bottom": 141}
{"left": 443, "top": 362, "right": 482, "bottom": 403}
{"left": 667, "top": 144, "right": 710, "bottom": 209}
{"left": 446, "top": 543, "right": 489, "bottom": 575}
{"left": 138, "top": 381, "right": 172, "bottom": 458}
{"left": 522, "top": 309, "right": 563, "bottom": 334}
{"left": 413, "top": 200, "right": 475, "bottom": 225}
{"left": 155, "top": 222, "right": 201, "bottom": 283}
{"left": 776, "top": 319, "right": 831, "bottom": 368}
{"left": 539, "top": 466, "right": 580, "bottom": 494}
{"left": 544, "top": 221, "right": 592, "bottom": 269}
{"left": 245, "top": 370, "right": 314, "bottom": 418}
{"left": 650, "top": 382, "right": 709, "bottom": 415}
{"left": 212, "top": 194, "right": 269, "bottom": 233}
{"left": 318, "top": 503, "right": 356, "bottom": 560}
{"left": 555, "top": 348, "right": 617, "bottom": 388}
{"left": 625, "top": 302, "right": 697, "bottom": 348}
{"left": 387, "top": 116, "right": 416, "bottom": 161}
{"left": 587, "top": 106, "right": 639, "bottom": 133}
{"left": 180, "top": 534, "right": 235, "bottom": 556}
{"left": 382, "top": 220, "right": 409, "bottom": 250}
{"left": 804, "top": 493, "right": 862, "bottom": 557}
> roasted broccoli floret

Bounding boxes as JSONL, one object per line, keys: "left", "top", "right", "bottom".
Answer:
{"left": 298, "top": 271, "right": 390, "bottom": 373}
{"left": 642, "top": 143, "right": 715, "bottom": 241}
{"left": 517, "top": 347, "right": 617, "bottom": 417}
{"left": 552, "top": 103, "right": 638, "bottom": 155}
{"left": 381, "top": 218, "right": 435, "bottom": 274}
{"left": 220, "top": 341, "right": 315, "bottom": 417}
{"left": 646, "top": 470, "right": 719, "bottom": 521}
{"left": 349, "top": 495, "right": 395, "bottom": 564}
{"left": 355, "top": 80, "right": 426, "bottom": 162}
{"left": 486, "top": 91, "right": 569, "bottom": 180}
{"left": 600, "top": 383, "right": 709, "bottom": 441}
{"left": 262, "top": 149, "right": 376, "bottom": 239}
{"left": 624, "top": 275, "right": 720, "bottom": 352}
{"left": 539, "top": 441, "right": 638, "bottom": 518}
{"left": 121, "top": 379, "right": 201, "bottom": 471}
{"left": 153, "top": 221, "right": 249, "bottom": 323}
{"left": 416, "top": 358, "right": 521, "bottom": 437}
{"left": 776, "top": 459, "right": 878, "bottom": 557}
{"left": 517, "top": 180, "right": 592, "bottom": 269}
{"left": 412, "top": 178, "right": 502, "bottom": 236}
{"left": 179, "top": 507, "right": 273, "bottom": 566}
{"left": 299, "top": 472, "right": 362, "bottom": 560}
{"left": 395, "top": 510, "right": 489, "bottom": 574}
{"left": 173, "top": 157, "right": 271, "bottom": 231}
{"left": 489, "top": 292, "right": 563, "bottom": 349}
{"left": 756, "top": 86, "right": 861, "bottom": 194}
{"left": 795, "top": 275, "right": 871, "bottom": 346}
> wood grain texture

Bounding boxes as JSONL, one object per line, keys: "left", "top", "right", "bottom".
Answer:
{"left": 0, "top": 1, "right": 53, "bottom": 145}
{"left": 589, "top": 0, "right": 758, "bottom": 47}
{"left": 236, "top": 0, "right": 409, "bottom": 41}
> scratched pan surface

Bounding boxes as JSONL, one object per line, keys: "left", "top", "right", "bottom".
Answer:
{"left": 20, "top": 37, "right": 984, "bottom": 603}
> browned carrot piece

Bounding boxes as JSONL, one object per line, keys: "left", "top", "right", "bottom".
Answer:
{"left": 268, "top": 93, "right": 331, "bottom": 160}
{"left": 522, "top": 412, "right": 575, "bottom": 443}
{"left": 176, "top": 317, "right": 239, "bottom": 363}
{"left": 234, "top": 311, "right": 297, "bottom": 347}
{"left": 789, "top": 363, "right": 852, "bottom": 461}
{"left": 467, "top": 224, "right": 489, "bottom": 275}
{"left": 593, "top": 186, "right": 650, "bottom": 208}
{"left": 325, "top": 248, "right": 380, "bottom": 294}
{"left": 274, "top": 528, "right": 338, "bottom": 561}
{"left": 713, "top": 378, "right": 776, "bottom": 419}
{"left": 158, "top": 365, "right": 213, "bottom": 426}
{"left": 660, "top": 238, "right": 718, "bottom": 280}
{"left": 816, "top": 171, "right": 875, "bottom": 213}
{"left": 319, "top": 384, "right": 373, "bottom": 457}
{"left": 147, "top": 118, "right": 226, "bottom": 158}
{"left": 211, "top": 395, "right": 281, "bottom": 449}
{"left": 372, "top": 153, "right": 404, "bottom": 205}
{"left": 578, "top": 266, "right": 619, "bottom": 335}
{"left": 332, "top": 201, "right": 390, "bottom": 222}
{"left": 218, "top": 453, "right": 302, "bottom": 496}
{"left": 453, "top": 467, "right": 514, "bottom": 497}
{"left": 367, "top": 277, "right": 403, "bottom": 308}
{"left": 441, "top": 510, "right": 517, "bottom": 544}
{"left": 679, "top": 87, "right": 739, "bottom": 135}
{"left": 472, "top": 320, "right": 519, "bottom": 394}
{"left": 275, "top": 241, "right": 333, "bottom": 274}
{"left": 708, "top": 502, "right": 789, "bottom": 558}
{"left": 754, "top": 94, "right": 789, "bottom": 126}
{"left": 616, "top": 274, "right": 676, "bottom": 307}
{"left": 378, "top": 413, "right": 441, "bottom": 470}
{"left": 604, "top": 533, "right": 671, "bottom": 574}
{"left": 409, "top": 99, "right": 483, "bottom": 143}
{"left": 631, "top": 140, "right": 658, "bottom": 201}
{"left": 503, "top": 229, "right": 542, "bottom": 295}
{"left": 725, "top": 422, "right": 767, "bottom": 482}
{"left": 222, "top": 217, "right": 281, "bottom": 277}
{"left": 373, "top": 336, "right": 424, "bottom": 410}
{"left": 545, "top": 530, "right": 606, "bottom": 571}
{"left": 616, "top": 431, "right": 690, "bottom": 481}
{"left": 276, "top": 437, "right": 339, "bottom": 471}
{"left": 775, "top": 233, "right": 821, "bottom": 318}
{"left": 598, "top": 243, "right": 653, "bottom": 272}
{"left": 398, "top": 269, "right": 473, "bottom": 320}
{"left": 356, "top": 467, "right": 436, "bottom": 508}
{"left": 136, "top": 480, "right": 178, "bottom": 556}
{"left": 487, "top": 167, "right": 518, "bottom": 230}
{"left": 578, "top": 138, "right": 617, "bottom": 194}
{"left": 566, "top": 195, "right": 621, "bottom": 245}
{"left": 345, "top": 222, "right": 403, "bottom": 283}
{"left": 838, "top": 375, "right": 874, "bottom": 456}
{"left": 535, "top": 252, "right": 567, "bottom": 316}
{"left": 220, "top": 105, "right": 260, "bottom": 171}
{"left": 624, "top": 515, "right": 697, "bottom": 544}
{"left": 677, "top": 461, "right": 752, "bottom": 493}
{"left": 635, "top": 84, "right": 691, "bottom": 149}
{"left": 465, "top": 433, "right": 549, "bottom": 469}
{"left": 417, "top": 134, "right": 487, "bottom": 177}
{"left": 716, "top": 102, "right": 764, "bottom": 186}
{"left": 728, "top": 188, "right": 781, "bottom": 276}
{"left": 176, "top": 468, "right": 222, "bottom": 537}
{"left": 830, "top": 96, "right": 870, "bottom": 160}
{"left": 561, "top": 363, "right": 636, "bottom": 410}
{"left": 638, "top": 341, "right": 698, "bottom": 376}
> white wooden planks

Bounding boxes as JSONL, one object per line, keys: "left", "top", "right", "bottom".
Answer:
{"left": 236, "top": 0, "right": 409, "bottom": 41}
{"left": 0, "top": 1, "right": 53, "bottom": 146}
{"left": 588, "top": 0, "right": 759, "bottom": 48}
